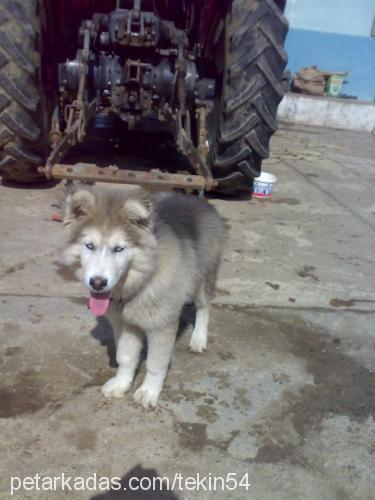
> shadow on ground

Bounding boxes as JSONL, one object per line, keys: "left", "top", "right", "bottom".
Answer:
{"left": 91, "top": 464, "right": 179, "bottom": 499}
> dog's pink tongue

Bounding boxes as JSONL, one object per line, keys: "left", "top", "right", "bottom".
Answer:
{"left": 89, "top": 292, "right": 110, "bottom": 316}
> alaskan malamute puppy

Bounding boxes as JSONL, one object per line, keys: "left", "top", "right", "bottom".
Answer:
{"left": 62, "top": 185, "right": 225, "bottom": 408}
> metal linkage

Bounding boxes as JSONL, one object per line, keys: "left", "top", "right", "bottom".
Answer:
{"left": 41, "top": 1, "right": 218, "bottom": 192}
{"left": 44, "top": 28, "right": 96, "bottom": 179}
{"left": 38, "top": 163, "right": 217, "bottom": 191}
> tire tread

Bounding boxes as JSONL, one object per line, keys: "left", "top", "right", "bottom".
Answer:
{"left": 0, "top": 0, "right": 44, "bottom": 182}
{"left": 212, "top": 0, "right": 288, "bottom": 193}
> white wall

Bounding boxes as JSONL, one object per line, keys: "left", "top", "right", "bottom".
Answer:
{"left": 278, "top": 93, "right": 375, "bottom": 132}
{"left": 285, "top": 0, "right": 375, "bottom": 37}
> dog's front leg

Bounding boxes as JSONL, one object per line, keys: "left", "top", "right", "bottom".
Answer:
{"left": 133, "top": 325, "right": 176, "bottom": 409}
{"left": 102, "top": 326, "right": 143, "bottom": 399}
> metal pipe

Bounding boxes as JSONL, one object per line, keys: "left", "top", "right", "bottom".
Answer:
{"left": 38, "top": 163, "right": 217, "bottom": 191}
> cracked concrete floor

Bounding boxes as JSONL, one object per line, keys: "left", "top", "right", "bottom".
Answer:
{"left": 0, "top": 124, "right": 375, "bottom": 499}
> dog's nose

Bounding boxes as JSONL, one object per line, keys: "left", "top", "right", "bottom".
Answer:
{"left": 89, "top": 277, "right": 108, "bottom": 291}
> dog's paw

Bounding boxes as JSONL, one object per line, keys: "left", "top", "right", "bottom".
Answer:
{"left": 101, "top": 376, "right": 131, "bottom": 398}
{"left": 189, "top": 334, "right": 207, "bottom": 353}
{"left": 133, "top": 384, "right": 159, "bottom": 409}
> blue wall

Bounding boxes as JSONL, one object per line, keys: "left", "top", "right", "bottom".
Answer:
{"left": 285, "top": 0, "right": 375, "bottom": 37}
{"left": 286, "top": 29, "right": 375, "bottom": 101}
{"left": 284, "top": 1, "right": 375, "bottom": 101}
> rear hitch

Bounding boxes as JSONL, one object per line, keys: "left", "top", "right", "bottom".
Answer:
{"left": 40, "top": 0, "right": 217, "bottom": 192}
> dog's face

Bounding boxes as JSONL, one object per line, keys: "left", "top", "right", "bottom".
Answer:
{"left": 78, "top": 224, "right": 131, "bottom": 294}
{"left": 63, "top": 187, "right": 154, "bottom": 315}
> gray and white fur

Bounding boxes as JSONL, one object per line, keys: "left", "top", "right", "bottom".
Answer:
{"left": 62, "top": 186, "right": 225, "bottom": 408}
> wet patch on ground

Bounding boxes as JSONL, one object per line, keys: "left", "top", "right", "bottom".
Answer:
{"left": 176, "top": 305, "right": 375, "bottom": 468}
{"left": 0, "top": 317, "right": 115, "bottom": 418}
{"left": 215, "top": 287, "right": 231, "bottom": 296}
{"left": 0, "top": 370, "right": 50, "bottom": 418}
{"left": 0, "top": 262, "right": 26, "bottom": 278}
{"left": 53, "top": 260, "right": 79, "bottom": 282}
{"left": 196, "top": 404, "right": 218, "bottom": 423}
{"left": 297, "top": 265, "right": 319, "bottom": 282}
{"left": 216, "top": 350, "right": 235, "bottom": 361}
{"left": 330, "top": 298, "right": 356, "bottom": 308}
{"left": 162, "top": 387, "right": 208, "bottom": 405}
{"left": 265, "top": 281, "right": 280, "bottom": 290}
{"left": 66, "top": 428, "right": 97, "bottom": 451}
{"left": 2, "top": 321, "right": 23, "bottom": 336}
{"left": 249, "top": 310, "right": 375, "bottom": 465}
{"left": 82, "top": 369, "right": 115, "bottom": 389}
{"left": 68, "top": 296, "right": 88, "bottom": 306}
{"left": 175, "top": 422, "right": 208, "bottom": 451}
{"left": 272, "top": 197, "right": 301, "bottom": 205}
{"left": 4, "top": 346, "right": 22, "bottom": 356}
{"left": 175, "top": 421, "right": 240, "bottom": 453}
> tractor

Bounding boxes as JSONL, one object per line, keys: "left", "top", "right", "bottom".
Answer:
{"left": 0, "top": 0, "right": 288, "bottom": 193}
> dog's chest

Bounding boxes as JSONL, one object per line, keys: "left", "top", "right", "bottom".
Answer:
{"left": 108, "top": 292, "right": 153, "bottom": 330}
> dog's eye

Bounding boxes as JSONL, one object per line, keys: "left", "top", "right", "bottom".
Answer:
{"left": 85, "top": 243, "right": 95, "bottom": 251}
{"left": 113, "top": 245, "right": 125, "bottom": 253}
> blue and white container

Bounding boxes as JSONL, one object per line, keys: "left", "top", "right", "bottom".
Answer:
{"left": 253, "top": 171, "right": 277, "bottom": 198}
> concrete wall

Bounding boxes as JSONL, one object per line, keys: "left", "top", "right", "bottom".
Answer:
{"left": 284, "top": 0, "right": 375, "bottom": 101}
{"left": 278, "top": 93, "right": 375, "bottom": 132}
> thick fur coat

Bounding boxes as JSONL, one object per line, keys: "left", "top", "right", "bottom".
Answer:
{"left": 63, "top": 186, "right": 225, "bottom": 408}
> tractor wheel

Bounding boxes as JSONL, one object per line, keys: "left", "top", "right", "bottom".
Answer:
{"left": 210, "top": 0, "right": 288, "bottom": 194}
{"left": 0, "top": 0, "right": 47, "bottom": 182}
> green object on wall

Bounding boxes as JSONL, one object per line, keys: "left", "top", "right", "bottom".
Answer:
{"left": 325, "top": 74, "right": 346, "bottom": 97}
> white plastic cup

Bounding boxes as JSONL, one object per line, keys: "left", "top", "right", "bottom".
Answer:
{"left": 252, "top": 171, "right": 277, "bottom": 198}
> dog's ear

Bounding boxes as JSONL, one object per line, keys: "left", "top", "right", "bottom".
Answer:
{"left": 64, "top": 189, "right": 96, "bottom": 225}
{"left": 123, "top": 191, "right": 152, "bottom": 227}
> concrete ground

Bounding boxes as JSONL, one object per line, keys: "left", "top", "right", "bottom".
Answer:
{"left": 0, "top": 124, "right": 374, "bottom": 499}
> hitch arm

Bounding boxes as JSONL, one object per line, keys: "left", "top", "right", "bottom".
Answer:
{"left": 38, "top": 162, "right": 216, "bottom": 191}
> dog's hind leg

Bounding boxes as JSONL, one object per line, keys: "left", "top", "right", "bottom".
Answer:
{"left": 189, "top": 280, "right": 210, "bottom": 353}
{"left": 102, "top": 326, "right": 143, "bottom": 399}
{"left": 134, "top": 325, "right": 177, "bottom": 409}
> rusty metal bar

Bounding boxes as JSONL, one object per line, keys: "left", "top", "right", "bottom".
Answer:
{"left": 38, "top": 163, "right": 217, "bottom": 191}
{"left": 197, "top": 106, "right": 209, "bottom": 161}
{"left": 171, "top": 107, "right": 214, "bottom": 187}
{"left": 178, "top": 126, "right": 214, "bottom": 181}
{"left": 44, "top": 120, "right": 80, "bottom": 179}
{"left": 44, "top": 99, "right": 97, "bottom": 179}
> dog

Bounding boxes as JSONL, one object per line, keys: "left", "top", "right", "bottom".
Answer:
{"left": 62, "top": 185, "right": 225, "bottom": 408}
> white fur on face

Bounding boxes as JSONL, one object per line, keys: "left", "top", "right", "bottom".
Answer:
{"left": 78, "top": 226, "right": 135, "bottom": 292}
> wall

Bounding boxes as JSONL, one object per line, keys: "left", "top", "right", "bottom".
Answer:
{"left": 278, "top": 93, "right": 375, "bottom": 132}
{"left": 285, "top": 0, "right": 374, "bottom": 37}
{"left": 284, "top": 0, "right": 375, "bottom": 101}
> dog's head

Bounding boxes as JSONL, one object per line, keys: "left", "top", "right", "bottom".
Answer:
{"left": 63, "top": 185, "right": 155, "bottom": 315}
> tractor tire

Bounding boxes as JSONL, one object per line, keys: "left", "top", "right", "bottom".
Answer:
{"left": 0, "top": 0, "right": 47, "bottom": 182}
{"left": 211, "top": 0, "right": 288, "bottom": 194}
